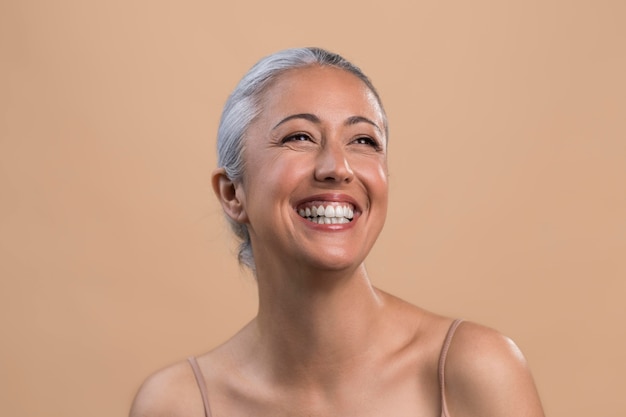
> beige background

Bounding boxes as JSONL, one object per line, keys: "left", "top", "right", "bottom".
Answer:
{"left": 1, "top": 1, "right": 625, "bottom": 416}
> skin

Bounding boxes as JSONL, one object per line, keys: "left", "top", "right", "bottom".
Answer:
{"left": 130, "top": 66, "right": 545, "bottom": 417}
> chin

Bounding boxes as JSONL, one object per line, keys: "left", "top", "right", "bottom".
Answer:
{"left": 298, "top": 250, "right": 366, "bottom": 274}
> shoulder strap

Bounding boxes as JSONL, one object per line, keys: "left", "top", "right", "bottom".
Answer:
{"left": 438, "top": 319, "right": 464, "bottom": 417}
{"left": 187, "top": 356, "right": 213, "bottom": 417}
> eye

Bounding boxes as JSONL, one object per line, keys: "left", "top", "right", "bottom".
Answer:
{"left": 352, "top": 136, "right": 382, "bottom": 150}
{"left": 282, "top": 133, "right": 313, "bottom": 143}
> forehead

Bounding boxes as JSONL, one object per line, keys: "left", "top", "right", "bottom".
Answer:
{"left": 258, "top": 66, "right": 383, "bottom": 119}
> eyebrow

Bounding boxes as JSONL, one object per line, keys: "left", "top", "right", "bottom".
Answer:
{"left": 345, "top": 115, "right": 383, "bottom": 135}
{"left": 272, "top": 113, "right": 383, "bottom": 135}
{"left": 272, "top": 113, "right": 321, "bottom": 130}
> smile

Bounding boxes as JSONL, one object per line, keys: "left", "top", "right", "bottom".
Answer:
{"left": 296, "top": 202, "right": 355, "bottom": 225}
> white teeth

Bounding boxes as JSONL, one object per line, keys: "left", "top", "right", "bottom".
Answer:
{"left": 297, "top": 203, "right": 356, "bottom": 224}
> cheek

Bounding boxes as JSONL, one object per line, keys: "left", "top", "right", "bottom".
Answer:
{"left": 269, "top": 155, "right": 309, "bottom": 185}
{"left": 354, "top": 158, "right": 389, "bottom": 196}
{"left": 244, "top": 153, "right": 312, "bottom": 200}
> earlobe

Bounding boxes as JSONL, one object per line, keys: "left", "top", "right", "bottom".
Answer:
{"left": 211, "top": 168, "right": 248, "bottom": 223}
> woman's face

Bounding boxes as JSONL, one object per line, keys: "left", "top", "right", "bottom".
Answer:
{"left": 236, "top": 65, "right": 388, "bottom": 272}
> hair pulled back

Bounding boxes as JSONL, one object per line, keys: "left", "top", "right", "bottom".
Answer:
{"left": 216, "top": 47, "right": 387, "bottom": 270}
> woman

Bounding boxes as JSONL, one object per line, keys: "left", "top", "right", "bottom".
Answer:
{"left": 130, "top": 47, "right": 544, "bottom": 417}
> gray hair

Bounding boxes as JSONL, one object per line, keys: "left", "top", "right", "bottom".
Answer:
{"left": 216, "top": 47, "right": 387, "bottom": 270}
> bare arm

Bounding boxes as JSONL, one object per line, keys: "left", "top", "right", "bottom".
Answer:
{"left": 444, "top": 322, "right": 545, "bottom": 417}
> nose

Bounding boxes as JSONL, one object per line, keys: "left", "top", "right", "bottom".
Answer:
{"left": 314, "top": 143, "right": 354, "bottom": 183}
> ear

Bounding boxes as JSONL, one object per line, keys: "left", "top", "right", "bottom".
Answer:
{"left": 211, "top": 168, "right": 248, "bottom": 223}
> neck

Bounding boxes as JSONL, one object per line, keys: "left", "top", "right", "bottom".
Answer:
{"left": 252, "top": 262, "right": 384, "bottom": 386}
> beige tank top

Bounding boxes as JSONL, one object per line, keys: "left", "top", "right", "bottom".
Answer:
{"left": 188, "top": 318, "right": 464, "bottom": 417}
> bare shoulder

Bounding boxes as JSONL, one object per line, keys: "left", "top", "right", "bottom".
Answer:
{"left": 444, "top": 321, "right": 545, "bottom": 417}
{"left": 129, "top": 359, "right": 204, "bottom": 417}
